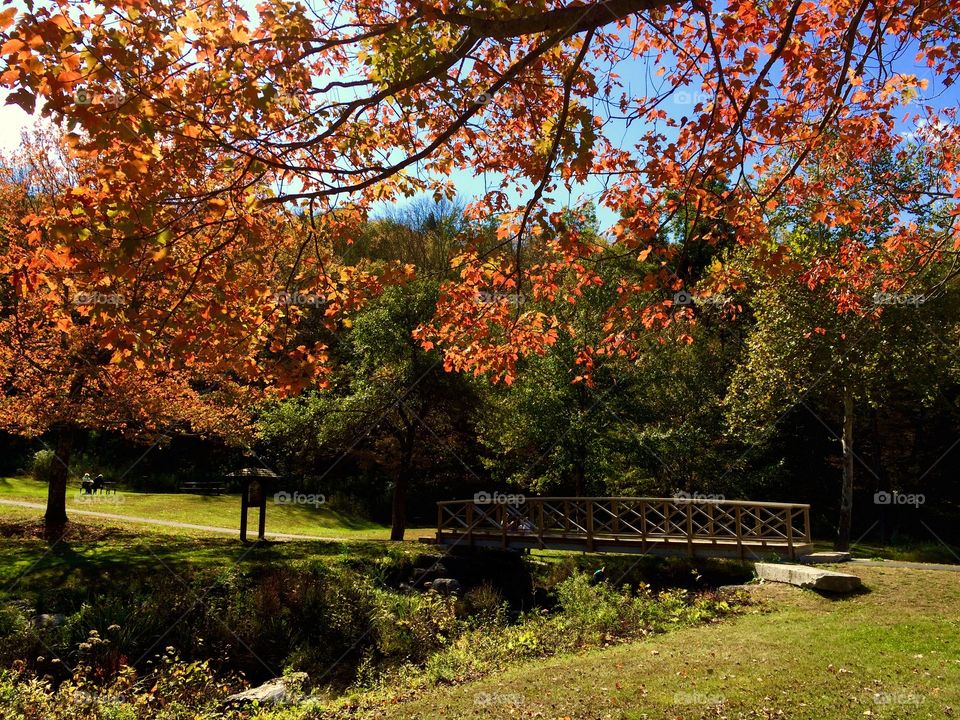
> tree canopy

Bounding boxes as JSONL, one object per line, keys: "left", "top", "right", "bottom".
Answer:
{"left": 3, "top": 0, "right": 959, "bottom": 386}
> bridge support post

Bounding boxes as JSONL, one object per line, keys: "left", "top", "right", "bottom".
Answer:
{"left": 586, "top": 501, "right": 595, "bottom": 552}
{"left": 501, "top": 504, "right": 507, "bottom": 549}
{"left": 786, "top": 508, "right": 795, "bottom": 559}
{"left": 735, "top": 505, "right": 744, "bottom": 560}
{"left": 467, "top": 503, "right": 474, "bottom": 546}
{"left": 537, "top": 502, "right": 545, "bottom": 549}
{"left": 640, "top": 500, "right": 648, "bottom": 553}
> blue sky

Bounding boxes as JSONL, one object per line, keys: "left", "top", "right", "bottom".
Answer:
{"left": 2, "top": 6, "right": 957, "bottom": 235}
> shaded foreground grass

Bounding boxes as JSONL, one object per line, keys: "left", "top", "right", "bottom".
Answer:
{"left": 355, "top": 564, "right": 960, "bottom": 719}
{"left": 0, "top": 524, "right": 415, "bottom": 609}
{"left": 0, "top": 476, "right": 432, "bottom": 540}
{"left": 0, "top": 522, "right": 957, "bottom": 720}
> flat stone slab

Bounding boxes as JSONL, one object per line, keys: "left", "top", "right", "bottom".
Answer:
{"left": 222, "top": 672, "right": 307, "bottom": 707}
{"left": 755, "top": 562, "right": 862, "bottom": 593}
{"left": 799, "top": 551, "right": 852, "bottom": 564}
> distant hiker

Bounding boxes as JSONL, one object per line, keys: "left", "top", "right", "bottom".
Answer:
{"left": 81, "top": 473, "right": 93, "bottom": 494}
{"left": 93, "top": 474, "right": 105, "bottom": 493}
{"left": 590, "top": 566, "right": 606, "bottom": 586}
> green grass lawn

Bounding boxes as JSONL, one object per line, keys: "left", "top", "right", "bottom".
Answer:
{"left": 2, "top": 516, "right": 958, "bottom": 720}
{"left": 0, "top": 525, "right": 430, "bottom": 609}
{"left": 353, "top": 563, "right": 960, "bottom": 719}
{"left": 812, "top": 537, "right": 959, "bottom": 564}
{"left": 0, "top": 475, "right": 432, "bottom": 540}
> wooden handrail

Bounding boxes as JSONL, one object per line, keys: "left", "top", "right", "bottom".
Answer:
{"left": 437, "top": 496, "right": 811, "bottom": 509}
{"left": 435, "top": 496, "right": 812, "bottom": 558}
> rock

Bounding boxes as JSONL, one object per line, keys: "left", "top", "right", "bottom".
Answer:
{"left": 222, "top": 672, "right": 307, "bottom": 707}
{"left": 426, "top": 578, "right": 461, "bottom": 594}
{"left": 412, "top": 563, "right": 448, "bottom": 581}
{"left": 799, "top": 551, "right": 852, "bottom": 564}
{"left": 33, "top": 613, "right": 66, "bottom": 628}
{"left": 755, "top": 562, "right": 862, "bottom": 593}
{"left": 718, "top": 584, "right": 753, "bottom": 592}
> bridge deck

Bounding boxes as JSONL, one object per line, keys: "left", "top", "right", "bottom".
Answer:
{"left": 435, "top": 496, "right": 813, "bottom": 560}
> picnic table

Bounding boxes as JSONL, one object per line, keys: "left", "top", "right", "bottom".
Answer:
{"left": 179, "top": 480, "right": 227, "bottom": 495}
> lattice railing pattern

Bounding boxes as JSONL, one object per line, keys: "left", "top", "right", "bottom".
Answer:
{"left": 437, "top": 497, "right": 811, "bottom": 556}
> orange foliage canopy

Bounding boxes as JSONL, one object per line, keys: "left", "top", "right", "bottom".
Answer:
{"left": 0, "top": 128, "right": 390, "bottom": 440}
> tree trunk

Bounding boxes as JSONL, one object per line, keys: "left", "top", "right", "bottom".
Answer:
{"left": 835, "top": 387, "right": 855, "bottom": 551}
{"left": 390, "top": 472, "right": 408, "bottom": 541}
{"left": 390, "top": 418, "right": 416, "bottom": 541}
{"left": 573, "top": 457, "right": 585, "bottom": 497}
{"left": 44, "top": 424, "right": 74, "bottom": 540}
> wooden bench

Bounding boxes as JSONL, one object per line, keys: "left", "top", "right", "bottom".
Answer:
{"left": 180, "top": 480, "right": 227, "bottom": 495}
{"left": 81, "top": 479, "right": 117, "bottom": 494}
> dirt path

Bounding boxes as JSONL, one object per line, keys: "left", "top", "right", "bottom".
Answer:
{"left": 0, "top": 498, "right": 348, "bottom": 542}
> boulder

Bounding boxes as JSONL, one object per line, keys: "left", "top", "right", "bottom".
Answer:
{"left": 222, "top": 672, "right": 307, "bottom": 707}
{"left": 755, "top": 563, "right": 862, "bottom": 593}
{"left": 425, "top": 578, "right": 461, "bottom": 594}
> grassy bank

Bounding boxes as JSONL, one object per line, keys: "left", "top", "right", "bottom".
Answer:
{"left": 0, "top": 522, "right": 749, "bottom": 719}
{"left": 0, "top": 476, "right": 432, "bottom": 540}
{"left": 1, "top": 560, "right": 957, "bottom": 719}
{"left": 360, "top": 563, "right": 960, "bottom": 719}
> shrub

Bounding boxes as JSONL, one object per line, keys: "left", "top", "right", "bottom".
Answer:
{"left": 458, "top": 582, "right": 509, "bottom": 628}
{"left": 0, "top": 654, "right": 237, "bottom": 720}
{"left": 371, "top": 588, "right": 457, "bottom": 662}
{"left": 0, "top": 555, "right": 742, "bottom": 716}
{"left": 30, "top": 450, "right": 58, "bottom": 484}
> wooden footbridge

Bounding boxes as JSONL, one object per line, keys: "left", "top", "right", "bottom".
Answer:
{"left": 435, "top": 497, "right": 813, "bottom": 559}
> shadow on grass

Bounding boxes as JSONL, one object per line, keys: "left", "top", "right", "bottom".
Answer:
{"left": 850, "top": 541, "right": 959, "bottom": 565}
{"left": 811, "top": 583, "right": 873, "bottom": 601}
{"left": 0, "top": 529, "right": 424, "bottom": 610}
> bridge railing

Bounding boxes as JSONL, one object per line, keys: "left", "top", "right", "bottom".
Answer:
{"left": 436, "top": 496, "right": 812, "bottom": 559}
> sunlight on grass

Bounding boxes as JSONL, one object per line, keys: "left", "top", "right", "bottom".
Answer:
{"left": 0, "top": 476, "right": 432, "bottom": 540}
{"left": 359, "top": 565, "right": 960, "bottom": 719}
